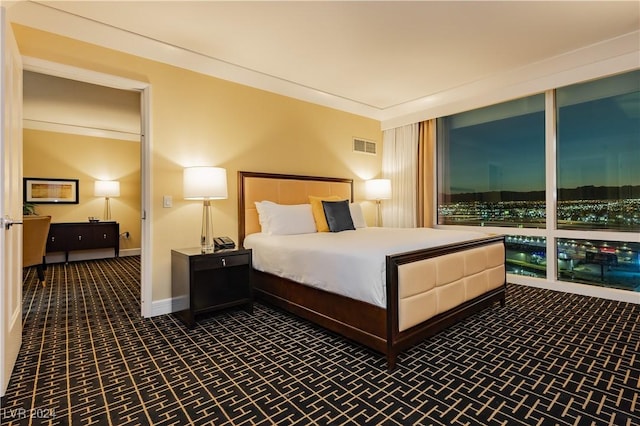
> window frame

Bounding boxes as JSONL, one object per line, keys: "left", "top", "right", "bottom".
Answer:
{"left": 435, "top": 87, "right": 640, "bottom": 304}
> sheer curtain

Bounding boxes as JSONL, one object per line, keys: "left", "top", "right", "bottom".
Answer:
{"left": 381, "top": 123, "right": 419, "bottom": 227}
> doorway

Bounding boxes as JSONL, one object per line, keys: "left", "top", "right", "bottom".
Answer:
{"left": 22, "top": 57, "right": 152, "bottom": 317}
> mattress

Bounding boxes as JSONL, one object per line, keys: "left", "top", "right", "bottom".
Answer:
{"left": 244, "top": 227, "right": 488, "bottom": 308}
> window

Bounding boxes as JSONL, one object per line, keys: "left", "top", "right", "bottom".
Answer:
{"left": 436, "top": 70, "right": 639, "bottom": 294}
{"left": 557, "top": 238, "right": 639, "bottom": 291}
{"left": 556, "top": 71, "right": 640, "bottom": 232}
{"left": 437, "top": 95, "right": 545, "bottom": 228}
{"left": 505, "top": 235, "right": 546, "bottom": 279}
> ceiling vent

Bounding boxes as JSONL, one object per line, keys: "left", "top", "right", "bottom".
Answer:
{"left": 353, "top": 138, "right": 377, "bottom": 155}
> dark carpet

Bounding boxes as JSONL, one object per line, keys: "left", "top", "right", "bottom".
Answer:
{"left": 1, "top": 256, "right": 638, "bottom": 425}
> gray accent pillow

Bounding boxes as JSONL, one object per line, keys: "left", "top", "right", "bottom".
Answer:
{"left": 322, "top": 200, "right": 355, "bottom": 232}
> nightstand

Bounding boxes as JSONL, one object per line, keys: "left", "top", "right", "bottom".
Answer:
{"left": 171, "top": 247, "right": 253, "bottom": 328}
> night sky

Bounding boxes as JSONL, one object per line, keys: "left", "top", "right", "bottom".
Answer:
{"left": 557, "top": 93, "right": 640, "bottom": 190}
{"left": 443, "top": 74, "right": 639, "bottom": 195}
{"left": 445, "top": 111, "right": 545, "bottom": 194}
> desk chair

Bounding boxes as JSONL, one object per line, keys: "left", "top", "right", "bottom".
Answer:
{"left": 23, "top": 215, "right": 51, "bottom": 287}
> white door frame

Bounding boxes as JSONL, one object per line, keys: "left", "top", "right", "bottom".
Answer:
{"left": 22, "top": 57, "right": 153, "bottom": 317}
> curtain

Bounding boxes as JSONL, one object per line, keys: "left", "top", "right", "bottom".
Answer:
{"left": 417, "top": 120, "right": 436, "bottom": 227}
{"left": 381, "top": 123, "right": 419, "bottom": 227}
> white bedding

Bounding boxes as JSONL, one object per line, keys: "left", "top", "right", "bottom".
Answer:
{"left": 244, "top": 227, "right": 488, "bottom": 308}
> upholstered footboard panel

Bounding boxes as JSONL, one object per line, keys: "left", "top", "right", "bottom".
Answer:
{"left": 396, "top": 240, "right": 505, "bottom": 332}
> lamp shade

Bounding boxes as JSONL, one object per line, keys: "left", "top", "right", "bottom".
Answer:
{"left": 94, "top": 180, "right": 120, "bottom": 197}
{"left": 183, "top": 166, "right": 228, "bottom": 200}
{"left": 365, "top": 179, "right": 391, "bottom": 200}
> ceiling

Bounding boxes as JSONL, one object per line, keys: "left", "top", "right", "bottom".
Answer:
{"left": 7, "top": 1, "right": 640, "bottom": 126}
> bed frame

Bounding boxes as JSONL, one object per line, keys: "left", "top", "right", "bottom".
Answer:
{"left": 238, "top": 171, "right": 506, "bottom": 370}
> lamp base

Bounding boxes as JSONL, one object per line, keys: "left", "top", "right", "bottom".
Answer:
{"left": 201, "top": 199, "right": 214, "bottom": 253}
{"left": 104, "top": 197, "right": 112, "bottom": 221}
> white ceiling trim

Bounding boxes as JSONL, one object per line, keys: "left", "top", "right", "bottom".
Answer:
{"left": 9, "top": 1, "right": 639, "bottom": 128}
{"left": 9, "top": 1, "right": 383, "bottom": 120}
{"left": 382, "top": 32, "right": 640, "bottom": 129}
{"left": 24, "top": 119, "right": 141, "bottom": 142}
{"left": 22, "top": 55, "right": 150, "bottom": 91}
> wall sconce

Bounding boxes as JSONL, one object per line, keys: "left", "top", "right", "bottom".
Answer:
{"left": 183, "top": 166, "right": 228, "bottom": 253}
{"left": 94, "top": 180, "right": 120, "bottom": 221}
{"left": 365, "top": 178, "right": 391, "bottom": 227}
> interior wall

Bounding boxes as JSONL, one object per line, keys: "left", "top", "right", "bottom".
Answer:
{"left": 23, "top": 129, "right": 141, "bottom": 251}
{"left": 13, "top": 24, "right": 383, "bottom": 306}
{"left": 23, "top": 70, "right": 141, "bottom": 136}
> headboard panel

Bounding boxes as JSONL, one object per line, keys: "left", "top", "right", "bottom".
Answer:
{"left": 238, "top": 171, "right": 353, "bottom": 245}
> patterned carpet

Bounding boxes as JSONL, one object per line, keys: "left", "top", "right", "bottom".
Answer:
{"left": 1, "top": 256, "right": 638, "bottom": 425}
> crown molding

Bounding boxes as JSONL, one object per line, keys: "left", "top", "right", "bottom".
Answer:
{"left": 8, "top": 1, "right": 383, "bottom": 120}
{"left": 8, "top": 2, "right": 639, "bottom": 128}
{"left": 380, "top": 31, "right": 640, "bottom": 129}
{"left": 23, "top": 120, "right": 141, "bottom": 142}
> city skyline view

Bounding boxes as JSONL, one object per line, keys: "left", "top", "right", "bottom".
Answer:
{"left": 438, "top": 198, "right": 639, "bottom": 231}
{"left": 442, "top": 184, "right": 640, "bottom": 203}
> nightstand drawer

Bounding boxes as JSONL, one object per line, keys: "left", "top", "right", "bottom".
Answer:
{"left": 193, "top": 253, "right": 250, "bottom": 271}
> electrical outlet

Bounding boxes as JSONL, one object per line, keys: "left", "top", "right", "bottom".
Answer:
{"left": 163, "top": 195, "right": 173, "bottom": 208}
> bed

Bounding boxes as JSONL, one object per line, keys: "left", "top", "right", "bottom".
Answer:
{"left": 238, "top": 171, "right": 506, "bottom": 370}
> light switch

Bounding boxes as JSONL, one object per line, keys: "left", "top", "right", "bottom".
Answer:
{"left": 163, "top": 195, "right": 173, "bottom": 208}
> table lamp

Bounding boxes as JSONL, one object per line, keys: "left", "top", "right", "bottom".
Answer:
{"left": 183, "top": 166, "right": 228, "bottom": 253}
{"left": 365, "top": 178, "right": 391, "bottom": 226}
{"left": 94, "top": 180, "right": 120, "bottom": 221}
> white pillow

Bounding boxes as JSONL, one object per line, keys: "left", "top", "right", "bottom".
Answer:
{"left": 255, "top": 200, "right": 275, "bottom": 234}
{"left": 254, "top": 201, "right": 317, "bottom": 235}
{"left": 349, "top": 203, "right": 367, "bottom": 228}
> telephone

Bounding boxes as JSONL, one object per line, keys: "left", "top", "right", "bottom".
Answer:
{"left": 214, "top": 236, "right": 235, "bottom": 250}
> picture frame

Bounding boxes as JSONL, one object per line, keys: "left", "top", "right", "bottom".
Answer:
{"left": 24, "top": 178, "right": 79, "bottom": 204}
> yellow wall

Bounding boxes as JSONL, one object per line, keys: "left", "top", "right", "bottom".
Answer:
{"left": 14, "top": 24, "right": 382, "bottom": 305}
{"left": 23, "top": 129, "right": 141, "bottom": 250}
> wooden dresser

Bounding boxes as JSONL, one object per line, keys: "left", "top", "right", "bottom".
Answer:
{"left": 47, "top": 221, "right": 119, "bottom": 263}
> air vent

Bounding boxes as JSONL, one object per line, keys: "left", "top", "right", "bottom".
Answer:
{"left": 353, "top": 138, "right": 377, "bottom": 155}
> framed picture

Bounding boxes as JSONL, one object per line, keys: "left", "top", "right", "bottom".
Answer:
{"left": 24, "top": 178, "right": 79, "bottom": 204}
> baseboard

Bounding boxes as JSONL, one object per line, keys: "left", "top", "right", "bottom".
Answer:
{"left": 45, "top": 248, "right": 140, "bottom": 264}
{"left": 120, "top": 248, "right": 141, "bottom": 257}
{"left": 151, "top": 297, "right": 175, "bottom": 317}
{"left": 508, "top": 274, "right": 640, "bottom": 304}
